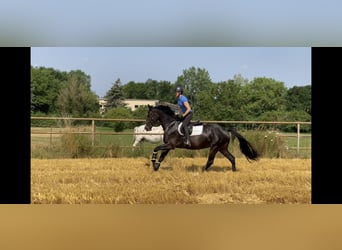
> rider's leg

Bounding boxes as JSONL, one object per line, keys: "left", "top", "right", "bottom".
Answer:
{"left": 182, "top": 112, "right": 193, "bottom": 146}
{"left": 183, "top": 126, "right": 191, "bottom": 146}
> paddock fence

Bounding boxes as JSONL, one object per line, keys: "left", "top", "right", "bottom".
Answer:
{"left": 31, "top": 117, "right": 311, "bottom": 155}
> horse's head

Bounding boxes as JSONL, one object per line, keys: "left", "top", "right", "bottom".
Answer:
{"left": 145, "top": 105, "right": 160, "bottom": 131}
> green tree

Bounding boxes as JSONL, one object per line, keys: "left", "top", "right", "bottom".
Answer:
{"left": 144, "top": 79, "right": 174, "bottom": 102}
{"left": 285, "top": 85, "right": 311, "bottom": 116}
{"left": 155, "top": 80, "right": 174, "bottom": 103}
{"left": 144, "top": 79, "right": 158, "bottom": 99}
{"left": 239, "top": 77, "right": 287, "bottom": 120}
{"left": 105, "top": 78, "right": 125, "bottom": 108}
{"left": 68, "top": 69, "right": 91, "bottom": 89}
{"left": 175, "top": 66, "right": 212, "bottom": 112}
{"left": 193, "top": 85, "right": 216, "bottom": 120}
{"left": 122, "top": 80, "right": 173, "bottom": 103}
{"left": 131, "top": 105, "right": 149, "bottom": 128}
{"left": 104, "top": 107, "right": 133, "bottom": 131}
{"left": 122, "top": 81, "right": 141, "bottom": 99}
{"left": 31, "top": 66, "right": 68, "bottom": 114}
{"left": 31, "top": 82, "right": 35, "bottom": 114}
{"left": 132, "top": 105, "right": 149, "bottom": 120}
{"left": 56, "top": 71, "right": 99, "bottom": 117}
{"left": 194, "top": 75, "right": 247, "bottom": 121}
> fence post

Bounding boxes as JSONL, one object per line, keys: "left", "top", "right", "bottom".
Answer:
{"left": 92, "top": 119, "right": 95, "bottom": 146}
{"left": 297, "top": 123, "right": 300, "bottom": 154}
{"left": 50, "top": 127, "right": 52, "bottom": 147}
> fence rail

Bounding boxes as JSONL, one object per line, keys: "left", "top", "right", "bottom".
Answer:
{"left": 31, "top": 117, "right": 311, "bottom": 153}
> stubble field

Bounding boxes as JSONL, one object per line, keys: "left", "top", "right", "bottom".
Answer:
{"left": 31, "top": 157, "right": 311, "bottom": 204}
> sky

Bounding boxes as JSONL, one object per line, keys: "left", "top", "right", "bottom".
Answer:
{"left": 1, "top": 0, "right": 342, "bottom": 46}
{"left": 31, "top": 47, "right": 311, "bottom": 98}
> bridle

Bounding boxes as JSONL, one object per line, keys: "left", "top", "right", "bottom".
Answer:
{"left": 145, "top": 109, "right": 160, "bottom": 130}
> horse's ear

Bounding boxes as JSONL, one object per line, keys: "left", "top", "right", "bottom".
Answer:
{"left": 148, "top": 104, "right": 152, "bottom": 110}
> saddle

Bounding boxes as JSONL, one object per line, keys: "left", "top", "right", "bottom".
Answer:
{"left": 178, "top": 120, "right": 203, "bottom": 136}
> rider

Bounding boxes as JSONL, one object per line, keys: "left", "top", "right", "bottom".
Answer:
{"left": 175, "top": 86, "right": 193, "bottom": 146}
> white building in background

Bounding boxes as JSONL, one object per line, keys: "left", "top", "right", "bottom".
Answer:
{"left": 98, "top": 98, "right": 159, "bottom": 113}
{"left": 123, "top": 99, "right": 159, "bottom": 111}
{"left": 98, "top": 97, "right": 108, "bottom": 115}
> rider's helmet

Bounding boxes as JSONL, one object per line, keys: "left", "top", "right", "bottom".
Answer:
{"left": 175, "top": 86, "right": 183, "bottom": 94}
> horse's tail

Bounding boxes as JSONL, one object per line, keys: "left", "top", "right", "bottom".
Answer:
{"left": 227, "top": 128, "right": 236, "bottom": 143}
{"left": 228, "top": 128, "right": 259, "bottom": 161}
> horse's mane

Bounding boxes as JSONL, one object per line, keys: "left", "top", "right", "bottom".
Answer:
{"left": 153, "top": 105, "right": 177, "bottom": 119}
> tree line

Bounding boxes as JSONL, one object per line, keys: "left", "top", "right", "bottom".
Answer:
{"left": 31, "top": 66, "right": 311, "bottom": 132}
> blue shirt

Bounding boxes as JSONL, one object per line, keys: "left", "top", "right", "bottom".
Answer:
{"left": 178, "top": 95, "right": 192, "bottom": 113}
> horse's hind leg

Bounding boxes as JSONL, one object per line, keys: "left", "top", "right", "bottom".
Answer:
{"left": 203, "top": 146, "right": 219, "bottom": 171}
{"left": 219, "top": 148, "right": 236, "bottom": 171}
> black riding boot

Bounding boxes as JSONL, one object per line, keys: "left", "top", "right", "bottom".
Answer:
{"left": 183, "top": 126, "right": 191, "bottom": 146}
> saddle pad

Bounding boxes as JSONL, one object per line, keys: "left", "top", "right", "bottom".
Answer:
{"left": 178, "top": 123, "right": 203, "bottom": 136}
{"left": 191, "top": 125, "right": 203, "bottom": 136}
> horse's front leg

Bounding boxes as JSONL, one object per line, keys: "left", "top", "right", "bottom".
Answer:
{"left": 151, "top": 151, "right": 158, "bottom": 168}
{"left": 151, "top": 144, "right": 172, "bottom": 171}
{"left": 158, "top": 149, "right": 170, "bottom": 163}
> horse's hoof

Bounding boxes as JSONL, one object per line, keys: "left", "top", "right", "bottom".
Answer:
{"left": 202, "top": 166, "right": 207, "bottom": 172}
{"left": 153, "top": 162, "right": 160, "bottom": 171}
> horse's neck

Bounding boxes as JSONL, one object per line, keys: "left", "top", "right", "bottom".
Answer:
{"left": 158, "top": 112, "right": 176, "bottom": 131}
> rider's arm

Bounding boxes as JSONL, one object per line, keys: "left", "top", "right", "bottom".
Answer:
{"left": 182, "top": 101, "right": 191, "bottom": 117}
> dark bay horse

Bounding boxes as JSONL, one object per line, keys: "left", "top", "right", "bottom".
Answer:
{"left": 144, "top": 105, "right": 259, "bottom": 172}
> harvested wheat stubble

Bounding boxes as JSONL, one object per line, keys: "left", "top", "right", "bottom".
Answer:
{"left": 31, "top": 157, "right": 311, "bottom": 204}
